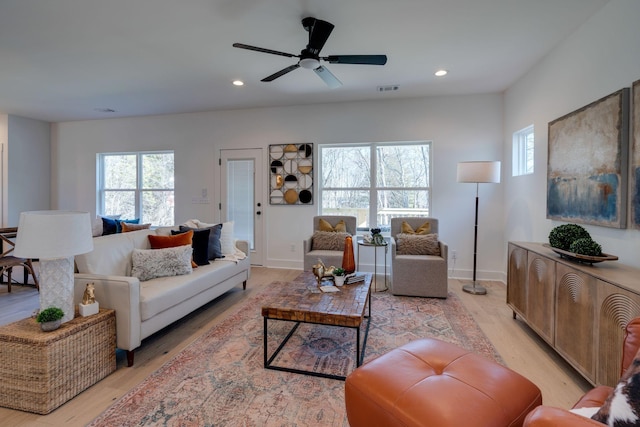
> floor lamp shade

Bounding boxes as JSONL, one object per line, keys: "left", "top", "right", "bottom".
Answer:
{"left": 457, "top": 161, "right": 501, "bottom": 184}
{"left": 457, "top": 161, "right": 501, "bottom": 295}
{"left": 14, "top": 211, "right": 94, "bottom": 323}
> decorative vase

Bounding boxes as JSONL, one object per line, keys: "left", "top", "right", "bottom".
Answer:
{"left": 372, "top": 233, "right": 385, "bottom": 246}
{"left": 342, "top": 236, "right": 356, "bottom": 274}
{"left": 40, "top": 319, "right": 61, "bottom": 332}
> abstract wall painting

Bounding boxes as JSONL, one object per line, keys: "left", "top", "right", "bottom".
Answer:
{"left": 547, "top": 88, "right": 630, "bottom": 228}
{"left": 269, "top": 143, "right": 313, "bottom": 205}
{"left": 631, "top": 80, "right": 640, "bottom": 228}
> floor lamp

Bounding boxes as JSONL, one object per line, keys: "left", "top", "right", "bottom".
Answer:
{"left": 457, "top": 161, "right": 501, "bottom": 295}
{"left": 14, "top": 211, "right": 94, "bottom": 323}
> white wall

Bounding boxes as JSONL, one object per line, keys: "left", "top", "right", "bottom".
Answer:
{"left": 504, "top": 0, "right": 640, "bottom": 268}
{"left": 4, "top": 115, "right": 50, "bottom": 226}
{"left": 52, "top": 94, "right": 505, "bottom": 277}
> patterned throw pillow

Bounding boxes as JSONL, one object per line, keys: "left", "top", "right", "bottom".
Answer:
{"left": 396, "top": 233, "right": 441, "bottom": 256}
{"left": 401, "top": 220, "right": 432, "bottom": 235}
{"left": 312, "top": 231, "right": 350, "bottom": 251}
{"left": 131, "top": 245, "right": 193, "bottom": 282}
{"left": 592, "top": 356, "right": 640, "bottom": 425}
{"left": 318, "top": 218, "right": 347, "bottom": 233}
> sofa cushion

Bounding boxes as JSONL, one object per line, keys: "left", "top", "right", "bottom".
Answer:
{"left": 75, "top": 229, "right": 156, "bottom": 276}
{"left": 173, "top": 228, "right": 210, "bottom": 266}
{"left": 121, "top": 222, "right": 151, "bottom": 232}
{"left": 102, "top": 217, "right": 139, "bottom": 235}
{"left": 179, "top": 224, "right": 223, "bottom": 260}
{"left": 312, "top": 231, "right": 349, "bottom": 251}
{"left": 592, "top": 355, "right": 640, "bottom": 425}
{"left": 396, "top": 233, "right": 441, "bottom": 256}
{"left": 149, "top": 230, "right": 193, "bottom": 249}
{"left": 131, "top": 245, "right": 193, "bottom": 282}
{"left": 197, "top": 220, "right": 235, "bottom": 255}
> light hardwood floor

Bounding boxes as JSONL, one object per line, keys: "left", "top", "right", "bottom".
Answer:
{"left": 0, "top": 268, "right": 591, "bottom": 426}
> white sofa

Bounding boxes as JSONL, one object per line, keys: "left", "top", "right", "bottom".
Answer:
{"left": 73, "top": 227, "right": 250, "bottom": 366}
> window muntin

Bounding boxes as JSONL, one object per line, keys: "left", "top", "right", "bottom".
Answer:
{"left": 512, "top": 125, "right": 534, "bottom": 176}
{"left": 99, "top": 151, "right": 174, "bottom": 226}
{"left": 319, "top": 142, "right": 432, "bottom": 231}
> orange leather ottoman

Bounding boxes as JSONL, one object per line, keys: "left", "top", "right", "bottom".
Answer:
{"left": 345, "top": 338, "right": 542, "bottom": 427}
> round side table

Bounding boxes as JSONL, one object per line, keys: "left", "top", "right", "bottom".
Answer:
{"left": 356, "top": 238, "right": 388, "bottom": 292}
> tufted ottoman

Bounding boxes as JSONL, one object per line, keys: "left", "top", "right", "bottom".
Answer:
{"left": 345, "top": 338, "right": 542, "bottom": 427}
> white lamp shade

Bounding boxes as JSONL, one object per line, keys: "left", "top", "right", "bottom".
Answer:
{"left": 457, "top": 161, "right": 501, "bottom": 183}
{"left": 14, "top": 210, "right": 94, "bottom": 259}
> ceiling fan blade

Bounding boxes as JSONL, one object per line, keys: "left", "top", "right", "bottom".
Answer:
{"left": 261, "top": 64, "right": 300, "bottom": 82}
{"left": 232, "top": 43, "right": 297, "bottom": 59}
{"left": 307, "top": 19, "right": 334, "bottom": 55}
{"left": 314, "top": 66, "right": 342, "bottom": 89}
{"left": 324, "top": 55, "right": 388, "bottom": 65}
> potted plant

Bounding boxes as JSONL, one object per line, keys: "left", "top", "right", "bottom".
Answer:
{"left": 36, "top": 307, "right": 64, "bottom": 331}
{"left": 333, "top": 267, "right": 346, "bottom": 286}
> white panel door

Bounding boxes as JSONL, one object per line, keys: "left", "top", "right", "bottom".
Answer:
{"left": 220, "top": 149, "right": 264, "bottom": 266}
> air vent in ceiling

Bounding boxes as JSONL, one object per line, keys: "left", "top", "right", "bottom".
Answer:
{"left": 377, "top": 85, "right": 399, "bottom": 92}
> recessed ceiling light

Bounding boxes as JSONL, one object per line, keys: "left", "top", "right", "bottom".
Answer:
{"left": 232, "top": 80, "right": 244, "bottom": 86}
{"left": 434, "top": 69, "right": 448, "bottom": 77}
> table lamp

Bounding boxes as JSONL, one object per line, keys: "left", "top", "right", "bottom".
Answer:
{"left": 14, "top": 211, "right": 94, "bottom": 323}
{"left": 456, "top": 161, "right": 501, "bottom": 295}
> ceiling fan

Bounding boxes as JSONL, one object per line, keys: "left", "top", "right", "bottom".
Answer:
{"left": 233, "top": 17, "right": 387, "bottom": 89}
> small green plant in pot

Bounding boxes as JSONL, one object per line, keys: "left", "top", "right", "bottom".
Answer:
{"left": 36, "top": 307, "right": 64, "bottom": 331}
{"left": 333, "top": 267, "right": 346, "bottom": 286}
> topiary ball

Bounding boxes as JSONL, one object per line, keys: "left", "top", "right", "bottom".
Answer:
{"left": 548, "top": 224, "right": 591, "bottom": 251}
{"left": 570, "top": 238, "right": 602, "bottom": 256}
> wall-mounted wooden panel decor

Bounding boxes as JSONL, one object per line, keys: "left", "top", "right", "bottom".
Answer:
{"left": 547, "top": 88, "right": 630, "bottom": 228}
{"left": 631, "top": 80, "right": 640, "bottom": 228}
{"left": 269, "top": 143, "right": 313, "bottom": 205}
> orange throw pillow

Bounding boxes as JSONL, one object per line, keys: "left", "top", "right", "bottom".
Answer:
{"left": 148, "top": 231, "right": 197, "bottom": 268}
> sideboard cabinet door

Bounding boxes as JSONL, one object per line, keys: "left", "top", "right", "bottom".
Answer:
{"left": 555, "top": 264, "right": 597, "bottom": 383}
{"left": 507, "top": 243, "right": 528, "bottom": 318}
{"left": 526, "top": 253, "right": 555, "bottom": 344}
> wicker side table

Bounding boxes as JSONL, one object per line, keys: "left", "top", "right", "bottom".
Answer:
{"left": 0, "top": 309, "right": 116, "bottom": 414}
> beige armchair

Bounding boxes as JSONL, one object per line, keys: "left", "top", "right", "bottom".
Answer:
{"left": 390, "top": 217, "right": 448, "bottom": 298}
{"left": 303, "top": 215, "right": 357, "bottom": 271}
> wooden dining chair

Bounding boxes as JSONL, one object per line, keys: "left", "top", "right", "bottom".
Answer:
{"left": 0, "top": 227, "right": 39, "bottom": 292}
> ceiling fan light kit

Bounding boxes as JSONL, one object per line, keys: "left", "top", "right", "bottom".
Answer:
{"left": 233, "top": 17, "right": 387, "bottom": 88}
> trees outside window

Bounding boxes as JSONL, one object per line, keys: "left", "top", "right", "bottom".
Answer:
{"left": 98, "top": 151, "right": 174, "bottom": 226}
{"left": 319, "top": 142, "right": 432, "bottom": 231}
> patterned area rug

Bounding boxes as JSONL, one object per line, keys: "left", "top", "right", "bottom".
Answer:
{"left": 89, "top": 282, "right": 502, "bottom": 427}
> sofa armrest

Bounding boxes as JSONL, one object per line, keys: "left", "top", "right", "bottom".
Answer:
{"left": 439, "top": 240, "right": 448, "bottom": 263}
{"left": 524, "top": 406, "right": 603, "bottom": 426}
{"left": 74, "top": 273, "right": 142, "bottom": 351}
{"left": 303, "top": 236, "right": 313, "bottom": 255}
{"left": 235, "top": 239, "right": 249, "bottom": 256}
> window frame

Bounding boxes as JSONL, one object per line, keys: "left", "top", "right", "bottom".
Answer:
{"left": 97, "top": 150, "right": 175, "bottom": 225}
{"left": 318, "top": 141, "right": 432, "bottom": 232}
{"left": 512, "top": 125, "right": 534, "bottom": 176}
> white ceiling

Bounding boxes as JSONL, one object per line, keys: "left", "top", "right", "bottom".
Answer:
{"left": 0, "top": 0, "right": 609, "bottom": 123}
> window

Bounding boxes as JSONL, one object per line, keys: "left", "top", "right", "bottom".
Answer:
{"left": 98, "top": 151, "right": 174, "bottom": 226}
{"left": 512, "top": 125, "right": 534, "bottom": 176}
{"left": 319, "top": 142, "right": 432, "bottom": 231}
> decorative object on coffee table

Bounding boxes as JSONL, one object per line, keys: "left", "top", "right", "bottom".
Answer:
{"left": 342, "top": 235, "right": 356, "bottom": 274}
{"left": 333, "top": 267, "right": 345, "bottom": 286}
{"left": 14, "top": 211, "right": 94, "bottom": 323}
{"left": 457, "top": 161, "right": 501, "bottom": 295}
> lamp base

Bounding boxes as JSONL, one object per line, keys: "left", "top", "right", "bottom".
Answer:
{"left": 462, "top": 283, "right": 487, "bottom": 295}
{"left": 39, "top": 257, "right": 75, "bottom": 323}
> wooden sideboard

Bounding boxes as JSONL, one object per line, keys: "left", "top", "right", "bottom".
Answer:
{"left": 507, "top": 241, "right": 640, "bottom": 387}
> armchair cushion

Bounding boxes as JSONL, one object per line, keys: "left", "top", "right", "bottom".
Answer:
{"left": 319, "top": 218, "right": 347, "bottom": 232}
{"left": 311, "top": 231, "right": 349, "bottom": 251}
{"left": 401, "top": 220, "right": 432, "bottom": 235}
{"left": 396, "top": 233, "right": 441, "bottom": 256}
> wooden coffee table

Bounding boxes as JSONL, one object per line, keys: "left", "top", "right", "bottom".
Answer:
{"left": 261, "top": 271, "right": 372, "bottom": 380}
